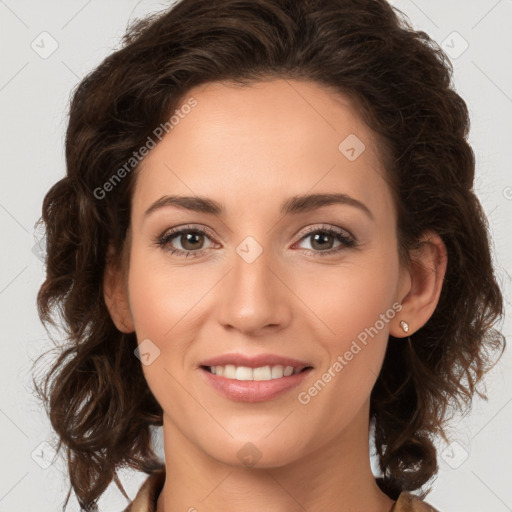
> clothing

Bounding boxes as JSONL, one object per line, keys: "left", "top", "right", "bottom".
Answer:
{"left": 123, "top": 468, "right": 440, "bottom": 512}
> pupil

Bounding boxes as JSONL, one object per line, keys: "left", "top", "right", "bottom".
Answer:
{"left": 313, "top": 233, "right": 332, "bottom": 250}
{"left": 182, "top": 232, "right": 202, "bottom": 250}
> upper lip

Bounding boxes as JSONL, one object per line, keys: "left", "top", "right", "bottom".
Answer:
{"left": 199, "top": 353, "right": 313, "bottom": 369}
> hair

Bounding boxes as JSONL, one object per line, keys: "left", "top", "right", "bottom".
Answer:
{"left": 33, "top": 0, "right": 506, "bottom": 509}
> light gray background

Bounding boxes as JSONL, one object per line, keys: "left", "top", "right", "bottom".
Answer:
{"left": 1, "top": 0, "right": 511, "bottom": 511}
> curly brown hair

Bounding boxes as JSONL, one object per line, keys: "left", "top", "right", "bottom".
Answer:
{"left": 33, "top": 0, "right": 506, "bottom": 509}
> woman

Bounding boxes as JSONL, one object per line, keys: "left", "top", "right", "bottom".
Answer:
{"left": 34, "top": 0, "right": 505, "bottom": 511}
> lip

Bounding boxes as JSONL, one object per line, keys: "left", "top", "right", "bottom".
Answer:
{"left": 200, "top": 366, "right": 313, "bottom": 402}
{"left": 199, "top": 352, "right": 312, "bottom": 369}
{"left": 198, "top": 352, "right": 314, "bottom": 403}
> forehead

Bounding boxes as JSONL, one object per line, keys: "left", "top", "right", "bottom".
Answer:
{"left": 134, "top": 79, "right": 393, "bottom": 220}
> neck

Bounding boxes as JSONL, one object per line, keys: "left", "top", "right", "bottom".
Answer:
{"left": 156, "top": 407, "right": 394, "bottom": 512}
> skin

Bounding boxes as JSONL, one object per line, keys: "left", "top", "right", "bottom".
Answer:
{"left": 104, "top": 79, "right": 447, "bottom": 512}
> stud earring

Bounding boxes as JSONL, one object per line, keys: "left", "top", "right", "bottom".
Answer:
{"left": 400, "top": 320, "right": 409, "bottom": 333}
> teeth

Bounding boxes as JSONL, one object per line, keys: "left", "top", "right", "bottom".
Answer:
{"left": 283, "top": 365, "right": 293, "bottom": 377}
{"left": 253, "top": 366, "right": 272, "bottom": 381}
{"left": 224, "top": 364, "right": 236, "bottom": 379}
{"left": 235, "top": 366, "right": 253, "bottom": 381}
{"left": 271, "top": 365, "right": 284, "bottom": 379}
{"left": 208, "top": 364, "right": 304, "bottom": 381}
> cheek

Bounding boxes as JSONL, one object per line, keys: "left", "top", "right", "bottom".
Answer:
{"left": 295, "top": 243, "right": 400, "bottom": 352}
{"left": 295, "top": 299, "right": 395, "bottom": 445}
{"left": 126, "top": 249, "right": 197, "bottom": 408}
{"left": 126, "top": 244, "right": 203, "bottom": 339}
{"left": 125, "top": 247, "right": 192, "bottom": 394}
{"left": 125, "top": 244, "right": 219, "bottom": 388}
{"left": 292, "top": 246, "right": 399, "bottom": 420}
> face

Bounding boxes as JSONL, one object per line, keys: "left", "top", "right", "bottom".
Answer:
{"left": 113, "top": 79, "right": 411, "bottom": 468}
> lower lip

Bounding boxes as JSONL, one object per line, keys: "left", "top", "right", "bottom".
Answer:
{"left": 200, "top": 367, "right": 313, "bottom": 403}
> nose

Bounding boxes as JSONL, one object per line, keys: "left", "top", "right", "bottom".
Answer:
{"left": 216, "top": 241, "right": 292, "bottom": 336}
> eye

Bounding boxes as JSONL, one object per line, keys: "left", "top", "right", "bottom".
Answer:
{"left": 294, "top": 225, "right": 356, "bottom": 256}
{"left": 156, "top": 225, "right": 216, "bottom": 258}
{"left": 155, "top": 223, "right": 357, "bottom": 258}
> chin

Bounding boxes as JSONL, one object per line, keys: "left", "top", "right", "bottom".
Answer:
{"left": 204, "top": 435, "right": 306, "bottom": 470}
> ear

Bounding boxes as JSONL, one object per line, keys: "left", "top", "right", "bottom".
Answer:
{"left": 391, "top": 230, "right": 448, "bottom": 338}
{"left": 103, "top": 245, "right": 135, "bottom": 333}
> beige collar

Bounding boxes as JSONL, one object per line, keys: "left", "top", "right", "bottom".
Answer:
{"left": 124, "top": 469, "right": 440, "bottom": 512}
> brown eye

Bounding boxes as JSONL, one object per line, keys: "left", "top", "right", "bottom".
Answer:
{"left": 157, "top": 225, "right": 216, "bottom": 258}
{"left": 177, "top": 231, "right": 206, "bottom": 251}
{"left": 296, "top": 226, "right": 356, "bottom": 255}
{"left": 309, "top": 232, "right": 336, "bottom": 251}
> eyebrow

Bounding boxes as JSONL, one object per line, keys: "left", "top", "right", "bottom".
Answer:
{"left": 144, "top": 192, "right": 374, "bottom": 221}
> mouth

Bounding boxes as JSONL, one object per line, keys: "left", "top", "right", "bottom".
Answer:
{"left": 198, "top": 353, "right": 314, "bottom": 402}
{"left": 198, "top": 354, "right": 314, "bottom": 402}
{"left": 201, "top": 364, "right": 312, "bottom": 381}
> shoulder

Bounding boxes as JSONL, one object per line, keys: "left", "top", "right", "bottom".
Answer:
{"left": 392, "top": 491, "right": 441, "bottom": 512}
{"left": 123, "top": 468, "right": 165, "bottom": 512}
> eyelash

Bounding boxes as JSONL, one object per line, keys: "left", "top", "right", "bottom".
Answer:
{"left": 155, "top": 224, "right": 357, "bottom": 258}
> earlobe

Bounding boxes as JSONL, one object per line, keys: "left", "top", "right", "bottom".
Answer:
{"left": 392, "top": 231, "right": 448, "bottom": 338}
{"left": 103, "top": 248, "right": 135, "bottom": 334}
